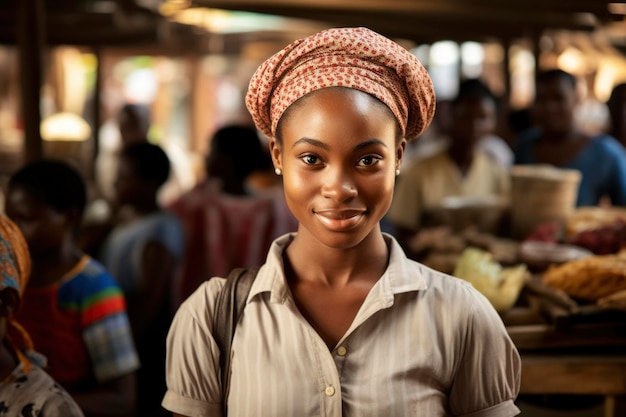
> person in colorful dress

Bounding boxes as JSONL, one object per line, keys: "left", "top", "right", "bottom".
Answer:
{"left": 0, "top": 214, "right": 85, "bottom": 417}
{"left": 5, "top": 160, "right": 139, "bottom": 417}
{"left": 162, "top": 27, "right": 520, "bottom": 417}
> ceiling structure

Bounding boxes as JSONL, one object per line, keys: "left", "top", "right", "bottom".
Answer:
{"left": 0, "top": 1, "right": 623, "bottom": 54}
{"left": 185, "top": 0, "right": 626, "bottom": 46}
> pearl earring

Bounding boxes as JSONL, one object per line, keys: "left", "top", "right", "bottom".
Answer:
{"left": 274, "top": 168, "right": 282, "bottom": 176}
{"left": 395, "top": 168, "right": 401, "bottom": 176}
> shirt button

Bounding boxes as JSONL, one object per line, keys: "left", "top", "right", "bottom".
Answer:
{"left": 325, "top": 386, "right": 335, "bottom": 396}
{"left": 337, "top": 346, "right": 347, "bottom": 356}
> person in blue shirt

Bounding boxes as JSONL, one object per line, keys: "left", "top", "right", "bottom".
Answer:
{"left": 514, "top": 69, "right": 626, "bottom": 206}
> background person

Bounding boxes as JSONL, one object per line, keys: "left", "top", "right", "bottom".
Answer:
{"left": 0, "top": 215, "right": 85, "bottom": 417}
{"left": 514, "top": 69, "right": 626, "bottom": 206}
{"left": 5, "top": 160, "right": 139, "bottom": 417}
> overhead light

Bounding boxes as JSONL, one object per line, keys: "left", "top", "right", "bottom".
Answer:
{"left": 608, "top": 3, "right": 626, "bottom": 15}
{"left": 41, "top": 112, "right": 91, "bottom": 142}
{"left": 557, "top": 46, "right": 588, "bottom": 75}
{"left": 162, "top": 6, "right": 291, "bottom": 34}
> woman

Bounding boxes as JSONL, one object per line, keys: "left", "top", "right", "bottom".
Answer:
{"left": 162, "top": 27, "right": 520, "bottom": 417}
{"left": 0, "top": 215, "right": 85, "bottom": 417}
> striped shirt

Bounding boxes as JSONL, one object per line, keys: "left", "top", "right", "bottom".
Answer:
{"left": 167, "top": 180, "right": 298, "bottom": 307}
{"left": 163, "top": 234, "right": 521, "bottom": 417}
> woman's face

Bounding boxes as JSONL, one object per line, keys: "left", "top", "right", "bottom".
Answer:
{"left": 272, "top": 88, "right": 405, "bottom": 249}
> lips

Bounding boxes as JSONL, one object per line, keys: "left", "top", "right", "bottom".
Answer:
{"left": 314, "top": 208, "right": 366, "bottom": 231}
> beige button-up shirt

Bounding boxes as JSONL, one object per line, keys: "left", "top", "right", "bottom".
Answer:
{"left": 162, "top": 234, "right": 521, "bottom": 417}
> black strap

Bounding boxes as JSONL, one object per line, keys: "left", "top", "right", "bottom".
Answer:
{"left": 214, "top": 267, "right": 259, "bottom": 415}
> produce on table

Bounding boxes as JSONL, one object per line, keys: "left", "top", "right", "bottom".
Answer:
{"left": 542, "top": 252, "right": 626, "bottom": 302}
{"left": 453, "top": 247, "right": 529, "bottom": 312}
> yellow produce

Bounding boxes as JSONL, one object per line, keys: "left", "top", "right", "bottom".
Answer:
{"left": 453, "top": 247, "right": 529, "bottom": 312}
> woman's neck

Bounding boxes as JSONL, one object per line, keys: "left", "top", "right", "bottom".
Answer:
{"left": 285, "top": 229, "right": 389, "bottom": 288}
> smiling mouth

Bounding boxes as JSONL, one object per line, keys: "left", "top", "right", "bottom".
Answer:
{"left": 314, "top": 209, "right": 366, "bottom": 230}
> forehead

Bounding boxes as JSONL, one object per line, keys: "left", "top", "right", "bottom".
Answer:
{"left": 280, "top": 87, "right": 397, "bottom": 133}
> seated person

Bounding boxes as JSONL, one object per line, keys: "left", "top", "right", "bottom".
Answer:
{"left": 5, "top": 160, "right": 139, "bottom": 417}
{"left": 0, "top": 215, "right": 85, "bottom": 417}
{"left": 514, "top": 69, "right": 626, "bottom": 206}
{"left": 388, "top": 79, "right": 510, "bottom": 252}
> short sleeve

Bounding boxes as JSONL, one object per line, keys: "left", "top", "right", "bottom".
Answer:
{"left": 388, "top": 164, "right": 423, "bottom": 230}
{"left": 162, "top": 278, "right": 226, "bottom": 417}
{"left": 449, "top": 288, "right": 521, "bottom": 417}
{"left": 80, "top": 264, "right": 140, "bottom": 381}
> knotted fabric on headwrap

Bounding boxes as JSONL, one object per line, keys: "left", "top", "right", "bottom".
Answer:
{"left": 246, "top": 27, "right": 436, "bottom": 141}
{"left": 0, "top": 215, "right": 46, "bottom": 372}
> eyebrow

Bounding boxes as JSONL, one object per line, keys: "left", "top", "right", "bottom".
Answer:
{"left": 292, "top": 137, "right": 388, "bottom": 151}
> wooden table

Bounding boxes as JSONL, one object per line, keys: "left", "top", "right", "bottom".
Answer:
{"left": 519, "top": 352, "right": 626, "bottom": 417}
{"left": 502, "top": 277, "right": 626, "bottom": 416}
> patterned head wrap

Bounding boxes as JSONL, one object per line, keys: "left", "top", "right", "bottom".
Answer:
{"left": 0, "top": 215, "right": 45, "bottom": 371}
{"left": 246, "top": 27, "right": 436, "bottom": 141}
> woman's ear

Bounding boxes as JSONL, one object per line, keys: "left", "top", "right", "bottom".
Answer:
{"left": 396, "top": 138, "right": 407, "bottom": 170}
{"left": 269, "top": 138, "right": 283, "bottom": 171}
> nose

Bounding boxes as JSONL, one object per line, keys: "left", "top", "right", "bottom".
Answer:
{"left": 320, "top": 166, "right": 358, "bottom": 202}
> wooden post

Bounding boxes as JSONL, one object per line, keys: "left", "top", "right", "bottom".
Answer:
{"left": 16, "top": 0, "right": 45, "bottom": 163}
{"left": 502, "top": 38, "right": 512, "bottom": 105}
{"left": 91, "top": 46, "right": 103, "bottom": 176}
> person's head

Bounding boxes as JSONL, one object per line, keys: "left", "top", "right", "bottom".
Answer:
{"left": 607, "top": 83, "right": 626, "bottom": 141}
{"left": 449, "top": 78, "right": 498, "bottom": 146}
{"left": 245, "top": 27, "right": 436, "bottom": 248}
{"left": 115, "top": 142, "right": 171, "bottom": 206}
{"left": 533, "top": 69, "right": 578, "bottom": 135}
{"left": 0, "top": 215, "right": 45, "bottom": 370}
{"left": 205, "top": 125, "right": 266, "bottom": 185}
{"left": 117, "top": 103, "right": 151, "bottom": 146}
{"left": 5, "top": 160, "right": 87, "bottom": 258}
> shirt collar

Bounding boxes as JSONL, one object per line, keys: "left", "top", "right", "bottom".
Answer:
{"left": 247, "top": 233, "right": 428, "bottom": 305}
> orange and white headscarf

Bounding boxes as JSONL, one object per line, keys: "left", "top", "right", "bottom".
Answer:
{"left": 0, "top": 215, "right": 45, "bottom": 371}
{"left": 246, "top": 27, "right": 436, "bottom": 141}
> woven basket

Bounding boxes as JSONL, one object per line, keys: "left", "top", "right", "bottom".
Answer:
{"left": 510, "top": 165, "right": 581, "bottom": 239}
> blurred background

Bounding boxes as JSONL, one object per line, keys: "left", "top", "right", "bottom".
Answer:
{"left": 1, "top": 0, "right": 626, "bottom": 197}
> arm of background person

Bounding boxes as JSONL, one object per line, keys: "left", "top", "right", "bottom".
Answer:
{"left": 71, "top": 372, "right": 137, "bottom": 417}
{"left": 127, "top": 240, "right": 176, "bottom": 344}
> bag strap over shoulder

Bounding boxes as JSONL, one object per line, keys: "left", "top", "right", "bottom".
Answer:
{"left": 214, "top": 267, "right": 259, "bottom": 415}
